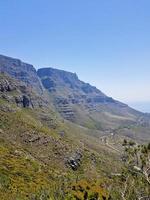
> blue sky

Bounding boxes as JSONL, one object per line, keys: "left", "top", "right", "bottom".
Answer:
{"left": 0, "top": 0, "right": 150, "bottom": 112}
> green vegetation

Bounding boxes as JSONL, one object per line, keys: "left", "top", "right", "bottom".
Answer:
{"left": 66, "top": 179, "right": 110, "bottom": 200}
{"left": 0, "top": 141, "right": 51, "bottom": 199}
{"left": 0, "top": 68, "right": 150, "bottom": 199}
{"left": 119, "top": 140, "right": 150, "bottom": 199}
{"left": 0, "top": 107, "right": 149, "bottom": 199}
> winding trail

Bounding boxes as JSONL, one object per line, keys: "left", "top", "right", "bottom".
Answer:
{"left": 100, "top": 134, "right": 121, "bottom": 153}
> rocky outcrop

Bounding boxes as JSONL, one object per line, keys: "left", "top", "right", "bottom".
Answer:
{"left": 37, "top": 68, "right": 118, "bottom": 121}
{"left": 37, "top": 67, "right": 79, "bottom": 87}
{"left": 20, "top": 132, "right": 53, "bottom": 146}
{"left": 0, "top": 78, "right": 16, "bottom": 92}
{"left": 37, "top": 68, "right": 104, "bottom": 96}
{"left": 66, "top": 150, "right": 83, "bottom": 170}
{"left": 55, "top": 97, "right": 75, "bottom": 121}
{"left": 36, "top": 67, "right": 141, "bottom": 130}
{"left": 40, "top": 77, "right": 56, "bottom": 92}
{"left": 15, "top": 95, "right": 32, "bottom": 108}
{"left": 37, "top": 67, "right": 131, "bottom": 127}
{"left": 0, "top": 55, "right": 43, "bottom": 94}
{"left": 0, "top": 74, "right": 48, "bottom": 109}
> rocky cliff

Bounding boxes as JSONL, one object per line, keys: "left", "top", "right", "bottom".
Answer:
{"left": 0, "top": 55, "right": 43, "bottom": 94}
{"left": 0, "top": 73, "right": 48, "bottom": 110}
{"left": 0, "top": 55, "right": 146, "bottom": 131}
{"left": 37, "top": 67, "right": 140, "bottom": 129}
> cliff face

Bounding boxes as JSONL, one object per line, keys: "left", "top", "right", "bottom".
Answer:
{"left": 0, "top": 55, "right": 43, "bottom": 94}
{"left": 0, "top": 54, "right": 142, "bottom": 130}
{"left": 0, "top": 55, "right": 49, "bottom": 110}
{"left": 0, "top": 74, "right": 48, "bottom": 111}
{"left": 37, "top": 67, "right": 107, "bottom": 97}
{"left": 37, "top": 68, "right": 116, "bottom": 123}
{"left": 37, "top": 68, "right": 140, "bottom": 129}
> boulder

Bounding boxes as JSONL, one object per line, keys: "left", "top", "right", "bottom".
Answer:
{"left": 66, "top": 150, "right": 82, "bottom": 171}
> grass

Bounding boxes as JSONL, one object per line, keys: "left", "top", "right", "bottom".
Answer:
{"left": 0, "top": 108, "right": 124, "bottom": 199}
{"left": 0, "top": 74, "right": 147, "bottom": 199}
{"left": 0, "top": 140, "right": 52, "bottom": 200}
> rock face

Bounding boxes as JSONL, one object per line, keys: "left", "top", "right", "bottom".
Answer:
{"left": 37, "top": 68, "right": 120, "bottom": 122}
{"left": 0, "top": 55, "right": 43, "bottom": 94}
{"left": 37, "top": 67, "right": 139, "bottom": 130}
{"left": 66, "top": 150, "right": 83, "bottom": 170}
{"left": 0, "top": 74, "right": 48, "bottom": 109}
{"left": 0, "top": 77, "right": 16, "bottom": 92}
{"left": 0, "top": 54, "right": 142, "bottom": 130}
{"left": 15, "top": 95, "right": 32, "bottom": 108}
{"left": 37, "top": 67, "right": 106, "bottom": 97}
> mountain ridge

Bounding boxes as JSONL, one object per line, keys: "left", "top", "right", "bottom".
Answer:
{"left": 0, "top": 54, "right": 128, "bottom": 106}
{"left": 0, "top": 54, "right": 149, "bottom": 134}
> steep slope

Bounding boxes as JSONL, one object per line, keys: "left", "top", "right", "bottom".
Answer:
{"left": 0, "top": 55, "right": 43, "bottom": 94}
{"left": 37, "top": 67, "right": 142, "bottom": 130}
{"left": 0, "top": 54, "right": 149, "bottom": 139}
{"left": 0, "top": 73, "right": 48, "bottom": 109}
{"left": 0, "top": 72, "right": 121, "bottom": 200}
{"left": 0, "top": 54, "right": 150, "bottom": 199}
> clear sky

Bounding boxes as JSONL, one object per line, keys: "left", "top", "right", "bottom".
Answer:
{"left": 0, "top": 0, "right": 150, "bottom": 112}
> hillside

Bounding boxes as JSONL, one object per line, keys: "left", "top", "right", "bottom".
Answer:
{"left": 37, "top": 67, "right": 143, "bottom": 130}
{"left": 0, "top": 54, "right": 150, "bottom": 199}
{"left": 1, "top": 54, "right": 149, "bottom": 140}
{"left": 37, "top": 67, "right": 150, "bottom": 142}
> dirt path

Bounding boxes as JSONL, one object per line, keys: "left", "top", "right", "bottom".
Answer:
{"left": 100, "top": 134, "right": 121, "bottom": 153}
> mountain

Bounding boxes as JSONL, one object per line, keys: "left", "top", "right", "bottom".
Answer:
{"left": 37, "top": 67, "right": 143, "bottom": 131}
{"left": 0, "top": 55, "right": 43, "bottom": 94}
{"left": 0, "top": 54, "right": 150, "bottom": 139}
{"left": 0, "top": 54, "right": 145, "bottom": 131}
{"left": 0, "top": 54, "right": 149, "bottom": 199}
